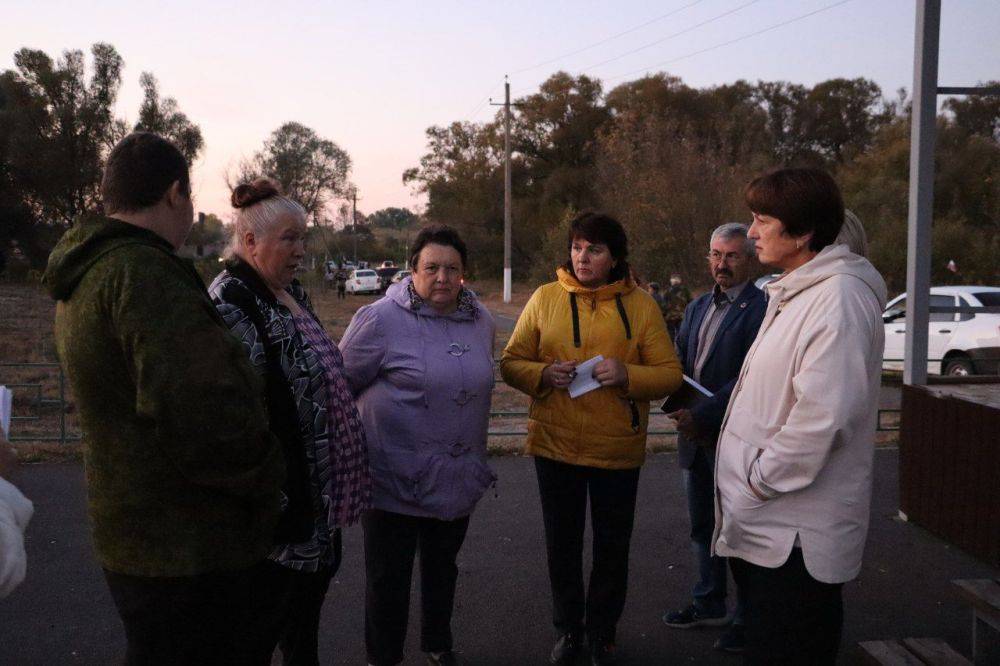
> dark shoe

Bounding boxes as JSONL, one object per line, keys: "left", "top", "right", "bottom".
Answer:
{"left": 589, "top": 640, "right": 617, "bottom": 666}
{"left": 426, "top": 650, "right": 459, "bottom": 666}
{"left": 713, "top": 624, "right": 746, "bottom": 654}
{"left": 662, "top": 604, "right": 729, "bottom": 628}
{"left": 550, "top": 632, "right": 583, "bottom": 665}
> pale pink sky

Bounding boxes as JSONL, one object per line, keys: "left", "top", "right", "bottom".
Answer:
{"left": 4, "top": 1, "right": 998, "bottom": 220}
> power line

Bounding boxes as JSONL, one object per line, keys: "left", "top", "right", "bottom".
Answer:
{"left": 575, "top": 0, "right": 763, "bottom": 74}
{"left": 508, "top": 0, "right": 709, "bottom": 76}
{"left": 602, "top": 0, "right": 854, "bottom": 85}
{"left": 511, "top": 0, "right": 763, "bottom": 96}
{"left": 466, "top": 80, "right": 506, "bottom": 120}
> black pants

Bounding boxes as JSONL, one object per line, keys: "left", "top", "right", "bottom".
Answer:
{"left": 258, "top": 530, "right": 343, "bottom": 666}
{"left": 363, "top": 508, "right": 471, "bottom": 666}
{"left": 730, "top": 548, "right": 844, "bottom": 666}
{"left": 104, "top": 560, "right": 281, "bottom": 666}
{"left": 534, "top": 456, "right": 641, "bottom": 644}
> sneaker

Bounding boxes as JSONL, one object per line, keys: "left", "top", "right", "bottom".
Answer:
{"left": 662, "top": 604, "right": 729, "bottom": 628}
{"left": 550, "top": 631, "right": 583, "bottom": 665}
{"left": 589, "top": 640, "right": 617, "bottom": 665}
{"left": 713, "top": 624, "right": 746, "bottom": 654}
{"left": 426, "top": 650, "right": 459, "bottom": 666}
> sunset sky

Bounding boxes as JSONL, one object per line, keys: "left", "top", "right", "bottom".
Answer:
{"left": 4, "top": 0, "right": 998, "bottom": 221}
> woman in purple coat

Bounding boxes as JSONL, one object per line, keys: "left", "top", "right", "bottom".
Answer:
{"left": 339, "top": 225, "right": 496, "bottom": 666}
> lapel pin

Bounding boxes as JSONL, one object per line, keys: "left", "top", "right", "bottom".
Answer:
{"left": 740, "top": 302, "right": 747, "bottom": 309}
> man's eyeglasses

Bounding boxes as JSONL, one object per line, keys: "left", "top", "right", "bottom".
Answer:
{"left": 707, "top": 251, "right": 745, "bottom": 263}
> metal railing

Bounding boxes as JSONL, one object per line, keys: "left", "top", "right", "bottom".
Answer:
{"left": 0, "top": 362, "right": 79, "bottom": 443}
{"left": 488, "top": 407, "right": 902, "bottom": 437}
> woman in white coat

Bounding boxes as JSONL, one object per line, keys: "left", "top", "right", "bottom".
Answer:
{"left": 712, "top": 168, "right": 886, "bottom": 665}
{"left": 0, "top": 433, "right": 33, "bottom": 599}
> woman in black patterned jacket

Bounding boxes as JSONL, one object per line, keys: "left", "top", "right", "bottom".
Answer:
{"left": 209, "top": 177, "right": 371, "bottom": 666}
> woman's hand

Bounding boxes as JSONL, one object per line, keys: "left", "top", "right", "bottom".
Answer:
{"left": 541, "top": 360, "right": 578, "bottom": 390}
{"left": 593, "top": 358, "right": 629, "bottom": 388}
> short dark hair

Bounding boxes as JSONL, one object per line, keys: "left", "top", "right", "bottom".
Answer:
{"left": 744, "top": 167, "right": 844, "bottom": 252}
{"left": 101, "top": 132, "right": 190, "bottom": 214}
{"left": 564, "top": 211, "right": 630, "bottom": 283}
{"left": 409, "top": 224, "right": 468, "bottom": 269}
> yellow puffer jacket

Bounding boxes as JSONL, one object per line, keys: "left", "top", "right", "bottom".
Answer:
{"left": 501, "top": 268, "right": 682, "bottom": 469}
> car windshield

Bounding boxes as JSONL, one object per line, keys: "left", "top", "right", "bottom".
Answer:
{"left": 357, "top": 270, "right": 376, "bottom": 277}
{"left": 973, "top": 292, "right": 1000, "bottom": 307}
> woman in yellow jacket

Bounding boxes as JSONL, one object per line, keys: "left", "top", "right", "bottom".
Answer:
{"left": 501, "top": 212, "right": 682, "bottom": 666}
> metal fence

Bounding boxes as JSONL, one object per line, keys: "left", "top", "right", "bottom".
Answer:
{"left": 0, "top": 363, "right": 909, "bottom": 445}
{"left": 0, "top": 362, "right": 79, "bottom": 443}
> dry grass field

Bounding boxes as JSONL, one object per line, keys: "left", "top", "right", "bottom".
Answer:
{"left": 2, "top": 276, "right": 902, "bottom": 458}
{"left": 1, "top": 276, "right": 680, "bottom": 459}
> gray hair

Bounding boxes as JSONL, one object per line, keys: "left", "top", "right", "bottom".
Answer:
{"left": 710, "top": 222, "right": 756, "bottom": 257}
{"left": 836, "top": 209, "right": 868, "bottom": 258}
{"left": 223, "top": 195, "right": 307, "bottom": 260}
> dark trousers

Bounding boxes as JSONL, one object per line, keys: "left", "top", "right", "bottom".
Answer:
{"left": 730, "top": 548, "right": 844, "bottom": 666}
{"left": 258, "top": 530, "right": 342, "bottom": 666}
{"left": 363, "top": 508, "right": 471, "bottom": 666}
{"left": 104, "top": 560, "right": 281, "bottom": 666}
{"left": 685, "top": 446, "right": 743, "bottom": 622}
{"left": 534, "top": 456, "right": 641, "bottom": 644}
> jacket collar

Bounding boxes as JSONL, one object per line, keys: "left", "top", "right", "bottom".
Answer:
{"left": 690, "top": 281, "right": 763, "bottom": 369}
{"left": 224, "top": 257, "right": 307, "bottom": 308}
{"left": 764, "top": 243, "right": 887, "bottom": 307}
{"left": 556, "top": 266, "right": 636, "bottom": 300}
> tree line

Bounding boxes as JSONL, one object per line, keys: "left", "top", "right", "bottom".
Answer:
{"left": 404, "top": 72, "right": 1000, "bottom": 292}
{"left": 0, "top": 42, "right": 374, "bottom": 275}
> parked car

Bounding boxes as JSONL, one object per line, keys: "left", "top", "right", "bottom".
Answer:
{"left": 882, "top": 286, "right": 1000, "bottom": 376}
{"left": 345, "top": 269, "right": 380, "bottom": 294}
{"left": 390, "top": 269, "right": 412, "bottom": 284}
{"left": 375, "top": 266, "right": 401, "bottom": 291}
{"left": 379, "top": 260, "right": 396, "bottom": 269}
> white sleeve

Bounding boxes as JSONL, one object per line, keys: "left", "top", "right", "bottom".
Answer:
{"left": 0, "top": 477, "right": 33, "bottom": 598}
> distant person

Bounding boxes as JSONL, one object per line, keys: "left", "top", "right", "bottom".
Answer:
{"left": 0, "top": 433, "right": 33, "bottom": 599}
{"left": 501, "top": 212, "right": 682, "bottom": 666}
{"left": 210, "top": 178, "right": 372, "bottom": 665}
{"left": 324, "top": 263, "right": 336, "bottom": 290}
{"left": 661, "top": 223, "right": 766, "bottom": 654}
{"left": 663, "top": 274, "right": 691, "bottom": 340}
{"left": 646, "top": 282, "right": 667, "bottom": 315}
{"left": 340, "top": 225, "right": 496, "bottom": 666}
{"left": 336, "top": 270, "right": 347, "bottom": 300}
{"left": 42, "top": 132, "right": 285, "bottom": 665}
{"left": 714, "top": 168, "right": 886, "bottom": 665}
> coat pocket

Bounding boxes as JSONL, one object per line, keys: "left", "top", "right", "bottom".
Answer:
{"left": 413, "top": 449, "right": 496, "bottom": 521}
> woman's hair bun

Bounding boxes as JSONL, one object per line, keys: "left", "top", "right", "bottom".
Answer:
{"left": 231, "top": 177, "right": 283, "bottom": 209}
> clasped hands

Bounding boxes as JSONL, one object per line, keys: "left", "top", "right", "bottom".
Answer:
{"left": 541, "top": 358, "right": 628, "bottom": 390}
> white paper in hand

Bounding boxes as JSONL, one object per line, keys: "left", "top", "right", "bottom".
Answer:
{"left": 568, "top": 355, "right": 605, "bottom": 399}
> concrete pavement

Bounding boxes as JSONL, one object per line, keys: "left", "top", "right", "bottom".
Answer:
{"left": 0, "top": 450, "right": 995, "bottom": 665}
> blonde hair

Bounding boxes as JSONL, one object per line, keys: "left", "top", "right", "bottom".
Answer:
{"left": 224, "top": 177, "right": 306, "bottom": 260}
{"left": 836, "top": 209, "right": 868, "bottom": 258}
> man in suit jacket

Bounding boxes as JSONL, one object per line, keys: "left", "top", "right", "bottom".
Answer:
{"left": 662, "top": 223, "right": 766, "bottom": 653}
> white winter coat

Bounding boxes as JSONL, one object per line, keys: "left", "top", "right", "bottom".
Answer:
{"left": 0, "top": 475, "right": 32, "bottom": 598}
{"left": 712, "top": 244, "right": 887, "bottom": 584}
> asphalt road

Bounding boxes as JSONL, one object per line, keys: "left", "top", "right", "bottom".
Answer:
{"left": 1, "top": 450, "right": 994, "bottom": 665}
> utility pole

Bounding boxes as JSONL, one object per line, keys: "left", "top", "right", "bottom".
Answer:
{"left": 491, "top": 77, "right": 524, "bottom": 304}
{"left": 351, "top": 187, "right": 359, "bottom": 265}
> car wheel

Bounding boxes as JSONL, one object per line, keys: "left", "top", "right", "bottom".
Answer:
{"left": 943, "top": 357, "right": 974, "bottom": 377}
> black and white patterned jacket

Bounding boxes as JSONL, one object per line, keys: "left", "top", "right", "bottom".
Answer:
{"left": 208, "top": 259, "right": 331, "bottom": 545}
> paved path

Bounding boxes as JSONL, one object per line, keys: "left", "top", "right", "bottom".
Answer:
{"left": 1, "top": 450, "right": 994, "bottom": 665}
